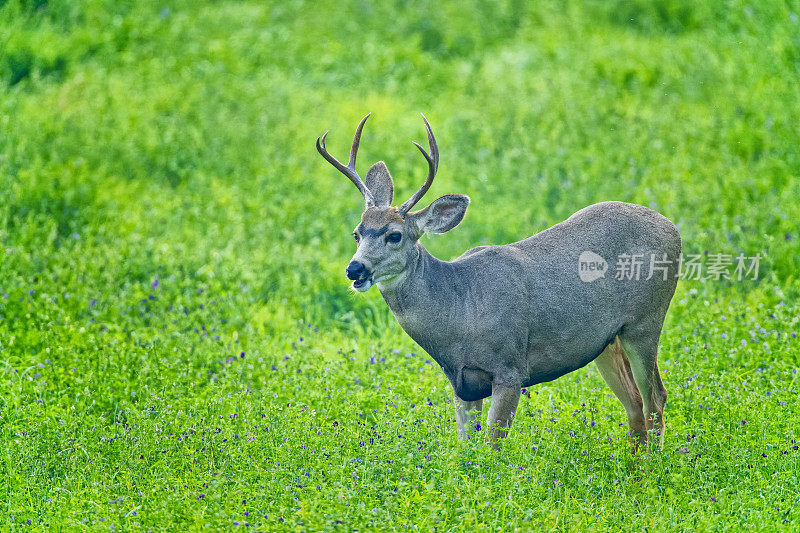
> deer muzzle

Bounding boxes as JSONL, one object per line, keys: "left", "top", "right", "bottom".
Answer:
{"left": 346, "top": 260, "right": 373, "bottom": 291}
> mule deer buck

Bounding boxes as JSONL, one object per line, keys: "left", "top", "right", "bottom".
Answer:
{"left": 316, "top": 114, "right": 681, "bottom": 450}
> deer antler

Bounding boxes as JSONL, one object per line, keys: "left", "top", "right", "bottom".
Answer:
{"left": 398, "top": 113, "right": 439, "bottom": 216}
{"left": 316, "top": 113, "right": 375, "bottom": 206}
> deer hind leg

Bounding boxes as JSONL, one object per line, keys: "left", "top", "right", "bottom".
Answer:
{"left": 619, "top": 325, "right": 668, "bottom": 450}
{"left": 453, "top": 394, "right": 483, "bottom": 440}
{"left": 594, "top": 337, "right": 647, "bottom": 451}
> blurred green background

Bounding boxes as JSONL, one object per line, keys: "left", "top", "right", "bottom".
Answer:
{"left": 2, "top": 0, "right": 799, "bottom": 341}
{"left": 1, "top": 0, "right": 799, "bottom": 530}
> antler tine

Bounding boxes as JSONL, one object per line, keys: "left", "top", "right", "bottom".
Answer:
{"left": 399, "top": 113, "right": 439, "bottom": 215}
{"left": 316, "top": 113, "right": 375, "bottom": 206}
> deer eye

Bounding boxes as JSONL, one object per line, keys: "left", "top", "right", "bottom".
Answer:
{"left": 386, "top": 232, "right": 402, "bottom": 244}
{"left": 353, "top": 232, "right": 360, "bottom": 242}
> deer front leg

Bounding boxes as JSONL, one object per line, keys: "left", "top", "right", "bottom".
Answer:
{"left": 454, "top": 393, "right": 483, "bottom": 440}
{"left": 485, "top": 383, "right": 521, "bottom": 448}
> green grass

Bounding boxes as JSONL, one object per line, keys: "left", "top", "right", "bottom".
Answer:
{"left": 1, "top": 0, "right": 799, "bottom": 530}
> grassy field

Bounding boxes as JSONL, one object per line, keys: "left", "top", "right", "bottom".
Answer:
{"left": 1, "top": 0, "right": 799, "bottom": 530}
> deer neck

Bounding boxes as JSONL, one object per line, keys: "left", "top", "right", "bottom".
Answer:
{"left": 377, "top": 242, "right": 454, "bottom": 329}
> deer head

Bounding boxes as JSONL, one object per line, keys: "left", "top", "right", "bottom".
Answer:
{"left": 317, "top": 114, "right": 470, "bottom": 292}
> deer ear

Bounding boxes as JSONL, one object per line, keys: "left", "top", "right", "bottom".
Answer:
{"left": 408, "top": 194, "right": 470, "bottom": 234}
{"left": 365, "top": 162, "right": 394, "bottom": 207}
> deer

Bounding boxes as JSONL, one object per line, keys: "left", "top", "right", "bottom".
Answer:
{"left": 316, "top": 113, "right": 681, "bottom": 451}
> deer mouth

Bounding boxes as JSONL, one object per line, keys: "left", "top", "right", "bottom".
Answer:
{"left": 352, "top": 274, "right": 373, "bottom": 292}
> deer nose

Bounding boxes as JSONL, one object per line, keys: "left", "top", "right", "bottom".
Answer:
{"left": 346, "top": 261, "right": 366, "bottom": 280}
